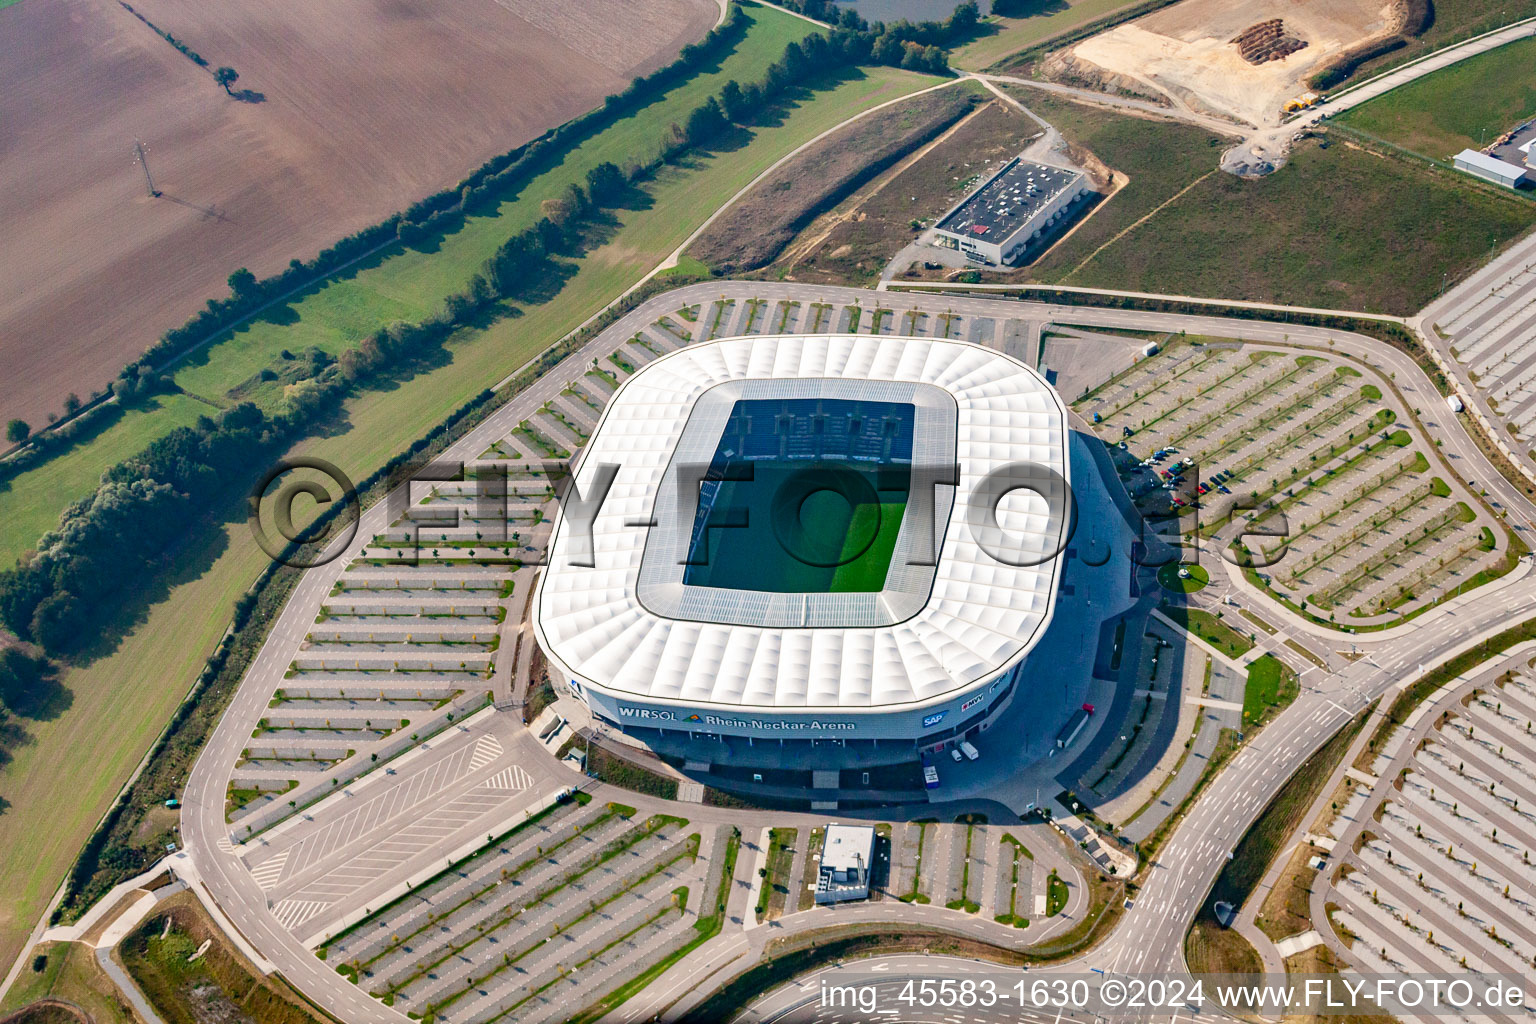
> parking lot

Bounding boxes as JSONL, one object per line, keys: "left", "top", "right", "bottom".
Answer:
{"left": 236, "top": 715, "right": 560, "bottom": 942}
{"left": 1326, "top": 669, "right": 1536, "bottom": 1001}
{"left": 1439, "top": 258, "right": 1536, "bottom": 450}
{"left": 1076, "top": 337, "right": 1508, "bottom": 624}
{"left": 880, "top": 820, "right": 1067, "bottom": 922}
{"left": 320, "top": 797, "right": 732, "bottom": 1024}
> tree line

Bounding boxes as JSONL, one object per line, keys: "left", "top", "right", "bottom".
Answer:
{"left": 0, "top": 404, "right": 289, "bottom": 654}
{"left": 12, "top": 0, "right": 975, "bottom": 460}
{"left": 774, "top": 0, "right": 981, "bottom": 73}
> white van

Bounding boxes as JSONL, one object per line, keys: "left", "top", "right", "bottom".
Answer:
{"left": 959, "top": 741, "right": 980, "bottom": 761}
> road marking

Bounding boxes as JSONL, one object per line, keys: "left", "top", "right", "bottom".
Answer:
{"left": 249, "top": 850, "right": 290, "bottom": 890}
{"left": 480, "top": 764, "right": 533, "bottom": 791}
{"left": 469, "top": 734, "right": 504, "bottom": 771}
{"left": 270, "top": 898, "right": 330, "bottom": 933}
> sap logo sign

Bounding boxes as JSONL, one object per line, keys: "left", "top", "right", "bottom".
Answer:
{"left": 960, "top": 694, "right": 983, "bottom": 713}
{"left": 922, "top": 711, "right": 948, "bottom": 729}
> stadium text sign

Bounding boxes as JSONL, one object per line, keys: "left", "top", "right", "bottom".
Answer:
{"left": 617, "top": 705, "right": 858, "bottom": 732}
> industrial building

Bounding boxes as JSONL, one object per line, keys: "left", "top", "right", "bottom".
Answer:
{"left": 816, "top": 824, "right": 877, "bottom": 904}
{"left": 930, "top": 157, "right": 1091, "bottom": 266}
{"left": 1454, "top": 149, "right": 1529, "bottom": 189}
{"left": 531, "top": 334, "right": 1071, "bottom": 777}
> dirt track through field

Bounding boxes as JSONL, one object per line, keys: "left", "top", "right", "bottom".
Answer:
{"left": 0, "top": 0, "right": 714, "bottom": 428}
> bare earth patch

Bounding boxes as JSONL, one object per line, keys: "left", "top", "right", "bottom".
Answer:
{"left": 1051, "top": 0, "right": 1396, "bottom": 127}
{"left": 0, "top": 0, "right": 714, "bottom": 426}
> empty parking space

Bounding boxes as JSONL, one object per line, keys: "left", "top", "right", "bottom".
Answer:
{"left": 1328, "top": 674, "right": 1536, "bottom": 996}
{"left": 1075, "top": 337, "right": 1508, "bottom": 624}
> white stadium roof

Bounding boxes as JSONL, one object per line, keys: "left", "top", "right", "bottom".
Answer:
{"left": 532, "top": 334, "right": 1069, "bottom": 712}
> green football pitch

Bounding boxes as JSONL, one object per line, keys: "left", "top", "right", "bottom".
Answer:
{"left": 684, "top": 467, "right": 907, "bottom": 594}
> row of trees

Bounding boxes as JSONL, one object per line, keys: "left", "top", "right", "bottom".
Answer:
{"left": 777, "top": 0, "right": 981, "bottom": 72}
{"left": 0, "top": 404, "right": 292, "bottom": 654}
{"left": 0, "top": 162, "right": 653, "bottom": 656}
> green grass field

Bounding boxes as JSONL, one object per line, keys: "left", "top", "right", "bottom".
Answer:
{"left": 1162, "top": 606, "right": 1254, "bottom": 659}
{"left": 0, "top": 940, "right": 136, "bottom": 1022}
{"left": 1011, "top": 90, "right": 1535, "bottom": 314}
{"left": 685, "top": 466, "right": 907, "bottom": 594}
{"left": 0, "top": 522, "right": 267, "bottom": 972}
{"left": 1243, "top": 654, "right": 1299, "bottom": 725}
{"left": 1157, "top": 563, "right": 1209, "bottom": 592}
{"left": 0, "top": 394, "right": 211, "bottom": 565}
{"left": 831, "top": 501, "right": 906, "bottom": 592}
{"left": 1334, "top": 35, "right": 1536, "bottom": 160}
{"left": 949, "top": 0, "right": 1150, "bottom": 70}
{"left": 0, "top": 55, "right": 943, "bottom": 973}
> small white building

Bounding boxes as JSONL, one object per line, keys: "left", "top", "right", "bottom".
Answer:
{"left": 816, "top": 824, "right": 876, "bottom": 904}
{"left": 1454, "top": 149, "right": 1529, "bottom": 189}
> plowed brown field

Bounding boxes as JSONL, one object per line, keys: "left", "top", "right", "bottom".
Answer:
{"left": 0, "top": 0, "right": 714, "bottom": 427}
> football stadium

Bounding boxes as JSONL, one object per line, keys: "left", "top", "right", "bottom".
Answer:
{"left": 532, "top": 334, "right": 1071, "bottom": 772}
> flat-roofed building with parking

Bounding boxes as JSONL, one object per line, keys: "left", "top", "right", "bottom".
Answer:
{"left": 816, "top": 824, "right": 876, "bottom": 903}
{"left": 931, "top": 157, "right": 1090, "bottom": 266}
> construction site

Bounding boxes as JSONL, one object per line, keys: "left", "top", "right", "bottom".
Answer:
{"left": 1044, "top": 0, "right": 1400, "bottom": 127}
